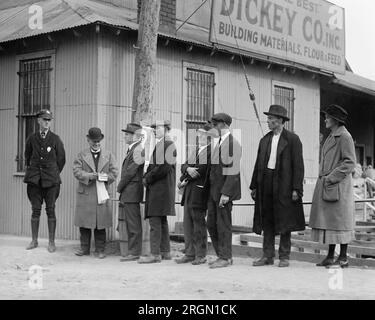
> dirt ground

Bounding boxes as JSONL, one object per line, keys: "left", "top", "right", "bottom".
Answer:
{"left": 0, "top": 235, "right": 374, "bottom": 300}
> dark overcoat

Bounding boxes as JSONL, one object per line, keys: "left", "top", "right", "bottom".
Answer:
{"left": 309, "top": 126, "right": 356, "bottom": 231}
{"left": 117, "top": 141, "right": 145, "bottom": 204}
{"left": 144, "top": 138, "right": 177, "bottom": 218}
{"left": 73, "top": 148, "right": 118, "bottom": 229}
{"left": 250, "top": 129, "right": 305, "bottom": 235}
{"left": 180, "top": 145, "right": 211, "bottom": 210}
{"left": 209, "top": 134, "right": 242, "bottom": 202}
{"left": 23, "top": 131, "right": 66, "bottom": 187}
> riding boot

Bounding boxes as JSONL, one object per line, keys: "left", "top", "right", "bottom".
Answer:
{"left": 26, "top": 219, "right": 39, "bottom": 250}
{"left": 47, "top": 219, "right": 56, "bottom": 253}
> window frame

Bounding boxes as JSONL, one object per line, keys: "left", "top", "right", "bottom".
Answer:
{"left": 182, "top": 61, "right": 217, "bottom": 160}
{"left": 271, "top": 80, "right": 296, "bottom": 132}
{"left": 14, "top": 50, "right": 56, "bottom": 175}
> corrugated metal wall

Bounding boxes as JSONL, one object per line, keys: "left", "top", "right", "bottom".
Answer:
{"left": 0, "top": 28, "right": 320, "bottom": 240}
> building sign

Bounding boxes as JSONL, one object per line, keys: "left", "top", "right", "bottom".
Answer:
{"left": 209, "top": 0, "right": 346, "bottom": 74}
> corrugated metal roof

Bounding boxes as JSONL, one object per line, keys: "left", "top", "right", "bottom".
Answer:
{"left": 333, "top": 72, "right": 375, "bottom": 97}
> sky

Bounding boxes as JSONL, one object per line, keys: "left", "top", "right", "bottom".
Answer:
{"left": 331, "top": 0, "right": 375, "bottom": 81}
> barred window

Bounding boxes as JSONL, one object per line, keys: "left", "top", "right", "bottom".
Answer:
{"left": 185, "top": 68, "right": 215, "bottom": 154}
{"left": 16, "top": 57, "right": 52, "bottom": 172}
{"left": 274, "top": 85, "right": 295, "bottom": 131}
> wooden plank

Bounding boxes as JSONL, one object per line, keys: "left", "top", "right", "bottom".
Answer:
{"left": 240, "top": 234, "right": 375, "bottom": 257}
{"left": 209, "top": 243, "right": 375, "bottom": 268}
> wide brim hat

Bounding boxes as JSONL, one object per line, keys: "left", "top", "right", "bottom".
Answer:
{"left": 37, "top": 109, "right": 53, "bottom": 120}
{"left": 122, "top": 122, "right": 142, "bottom": 134}
{"left": 87, "top": 127, "right": 104, "bottom": 141}
{"left": 321, "top": 104, "right": 348, "bottom": 124}
{"left": 211, "top": 113, "right": 232, "bottom": 126}
{"left": 264, "top": 104, "right": 290, "bottom": 121}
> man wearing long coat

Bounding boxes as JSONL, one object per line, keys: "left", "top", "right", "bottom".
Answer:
{"left": 138, "top": 121, "right": 177, "bottom": 263}
{"left": 250, "top": 105, "right": 305, "bottom": 267}
{"left": 73, "top": 127, "right": 118, "bottom": 258}
{"left": 117, "top": 123, "right": 145, "bottom": 261}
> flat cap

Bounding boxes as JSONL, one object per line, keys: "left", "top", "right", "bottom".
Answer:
{"left": 37, "top": 109, "right": 53, "bottom": 120}
{"left": 211, "top": 113, "right": 232, "bottom": 126}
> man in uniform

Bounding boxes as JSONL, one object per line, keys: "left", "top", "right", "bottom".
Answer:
{"left": 138, "top": 120, "right": 177, "bottom": 264}
{"left": 250, "top": 105, "right": 305, "bottom": 268}
{"left": 117, "top": 123, "right": 145, "bottom": 262}
{"left": 24, "top": 109, "right": 66, "bottom": 252}
{"left": 207, "top": 113, "right": 242, "bottom": 269}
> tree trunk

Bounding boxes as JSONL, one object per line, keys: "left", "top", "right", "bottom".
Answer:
{"left": 131, "top": 0, "right": 161, "bottom": 124}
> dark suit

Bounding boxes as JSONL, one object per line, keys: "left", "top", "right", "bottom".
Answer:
{"left": 207, "top": 134, "right": 241, "bottom": 260}
{"left": 180, "top": 145, "right": 211, "bottom": 258}
{"left": 250, "top": 129, "right": 305, "bottom": 259}
{"left": 144, "top": 137, "right": 177, "bottom": 256}
{"left": 24, "top": 130, "right": 66, "bottom": 221}
{"left": 117, "top": 141, "right": 145, "bottom": 256}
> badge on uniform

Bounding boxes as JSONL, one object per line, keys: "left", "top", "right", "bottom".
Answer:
{"left": 47, "top": 147, "right": 51, "bottom": 153}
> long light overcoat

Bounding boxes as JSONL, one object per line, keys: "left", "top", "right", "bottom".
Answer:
{"left": 309, "top": 126, "right": 356, "bottom": 231}
{"left": 73, "top": 148, "right": 118, "bottom": 229}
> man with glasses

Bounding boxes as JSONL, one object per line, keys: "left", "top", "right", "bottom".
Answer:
{"left": 24, "top": 109, "right": 66, "bottom": 253}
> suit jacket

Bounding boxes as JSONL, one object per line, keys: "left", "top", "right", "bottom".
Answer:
{"left": 23, "top": 130, "right": 66, "bottom": 188}
{"left": 250, "top": 129, "right": 305, "bottom": 235}
{"left": 209, "top": 133, "right": 242, "bottom": 202}
{"left": 180, "top": 144, "right": 211, "bottom": 210}
{"left": 144, "top": 137, "right": 176, "bottom": 217}
{"left": 117, "top": 141, "right": 145, "bottom": 204}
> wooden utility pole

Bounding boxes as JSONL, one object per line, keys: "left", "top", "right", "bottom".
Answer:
{"left": 131, "top": 0, "right": 162, "bottom": 124}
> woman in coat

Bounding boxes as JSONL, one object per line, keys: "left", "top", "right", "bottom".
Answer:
{"left": 73, "top": 127, "right": 118, "bottom": 259}
{"left": 309, "top": 105, "right": 356, "bottom": 268}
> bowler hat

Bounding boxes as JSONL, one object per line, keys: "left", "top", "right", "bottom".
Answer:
{"left": 87, "top": 127, "right": 104, "bottom": 141}
{"left": 37, "top": 109, "right": 53, "bottom": 120}
{"left": 321, "top": 104, "right": 348, "bottom": 124}
{"left": 211, "top": 113, "right": 232, "bottom": 126}
{"left": 264, "top": 105, "right": 290, "bottom": 121}
{"left": 151, "top": 120, "right": 171, "bottom": 130}
{"left": 122, "top": 122, "right": 142, "bottom": 134}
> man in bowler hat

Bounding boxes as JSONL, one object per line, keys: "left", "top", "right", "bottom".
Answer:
{"left": 250, "top": 105, "right": 305, "bottom": 267}
{"left": 24, "top": 109, "right": 66, "bottom": 252}
{"left": 118, "top": 123, "right": 145, "bottom": 262}
{"left": 73, "top": 127, "right": 118, "bottom": 259}
{"left": 207, "top": 113, "right": 242, "bottom": 269}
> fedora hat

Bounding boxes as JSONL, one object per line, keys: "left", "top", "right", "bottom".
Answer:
{"left": 211, "top": 113, "right": 232, "bottom": 126}
{"left": 264, "top": 105, "right": 290, "bottom": 121}
{"left": 122, "top": 122, "right": 142, "bottom": 134}
{"left": 197, "top": 121, "right": 213, "bottom": 133}
{"left": 87, "top": 127, "right": 104, "bottom": 141}
{"left": 321, "top": 104, "right": 348, "bottom": 124}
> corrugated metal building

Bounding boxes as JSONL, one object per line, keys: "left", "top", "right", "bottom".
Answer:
{"left": 0, "top": 0, "right": 374, "bottom": 240}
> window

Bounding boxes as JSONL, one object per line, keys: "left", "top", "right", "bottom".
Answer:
{"left": 16, "top": 56, "right": 52, "bottom": 172}
{"left": 273, "top": 84, "right": 295, "bottom": 131}
{"left": 184, "top": 67, "right": 215, "bottom": 155}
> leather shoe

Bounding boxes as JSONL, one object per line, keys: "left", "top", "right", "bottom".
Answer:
{"left": 316, "top": 257, "right": 335, "bottom": 267}
{"left": 47, "top": 241, "right": 56, "bottom": 253}
{"left": 278, "top": 259, "right": 290, "bottom": 268}
{"left": 120, "top": 254, "right": 140, "bottom": 262}
{"left": 327, "top": 258, "right": 349, "bottom": 269}
{"left": 192, "top": 257, "right": 207, "bottom": 265}
{"left": 209, "top": 258, "right": 231, "bottom": 269}
{"left": 175, "top": 255, "right": 195, "bottom": 264}
{"left": 161, "top": 252, "right": 172, "bottom": 260}
{"left": 138, "top": 255, "right": 162, "bottom": 264}
{"left": 75, "top": 248, "right": 90, "bottom": 256}
{"left": 98, "top": 252, "right": 106, "bottom": 259}
{"left": 26, "top": 240, "right": 38, "bottom": 250}
{"left": 253, "top": 257, "right": 274, "bottom": 266}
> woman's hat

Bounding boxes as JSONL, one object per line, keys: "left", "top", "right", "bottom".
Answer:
{"left": 87, "top": 127, "right": 104, "bottom": 141}
{"left": 321, "top": 104, "right": 348, "bottom": 124}
{"left": 264, "top": 105, "right": 290, "bottom": 121}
